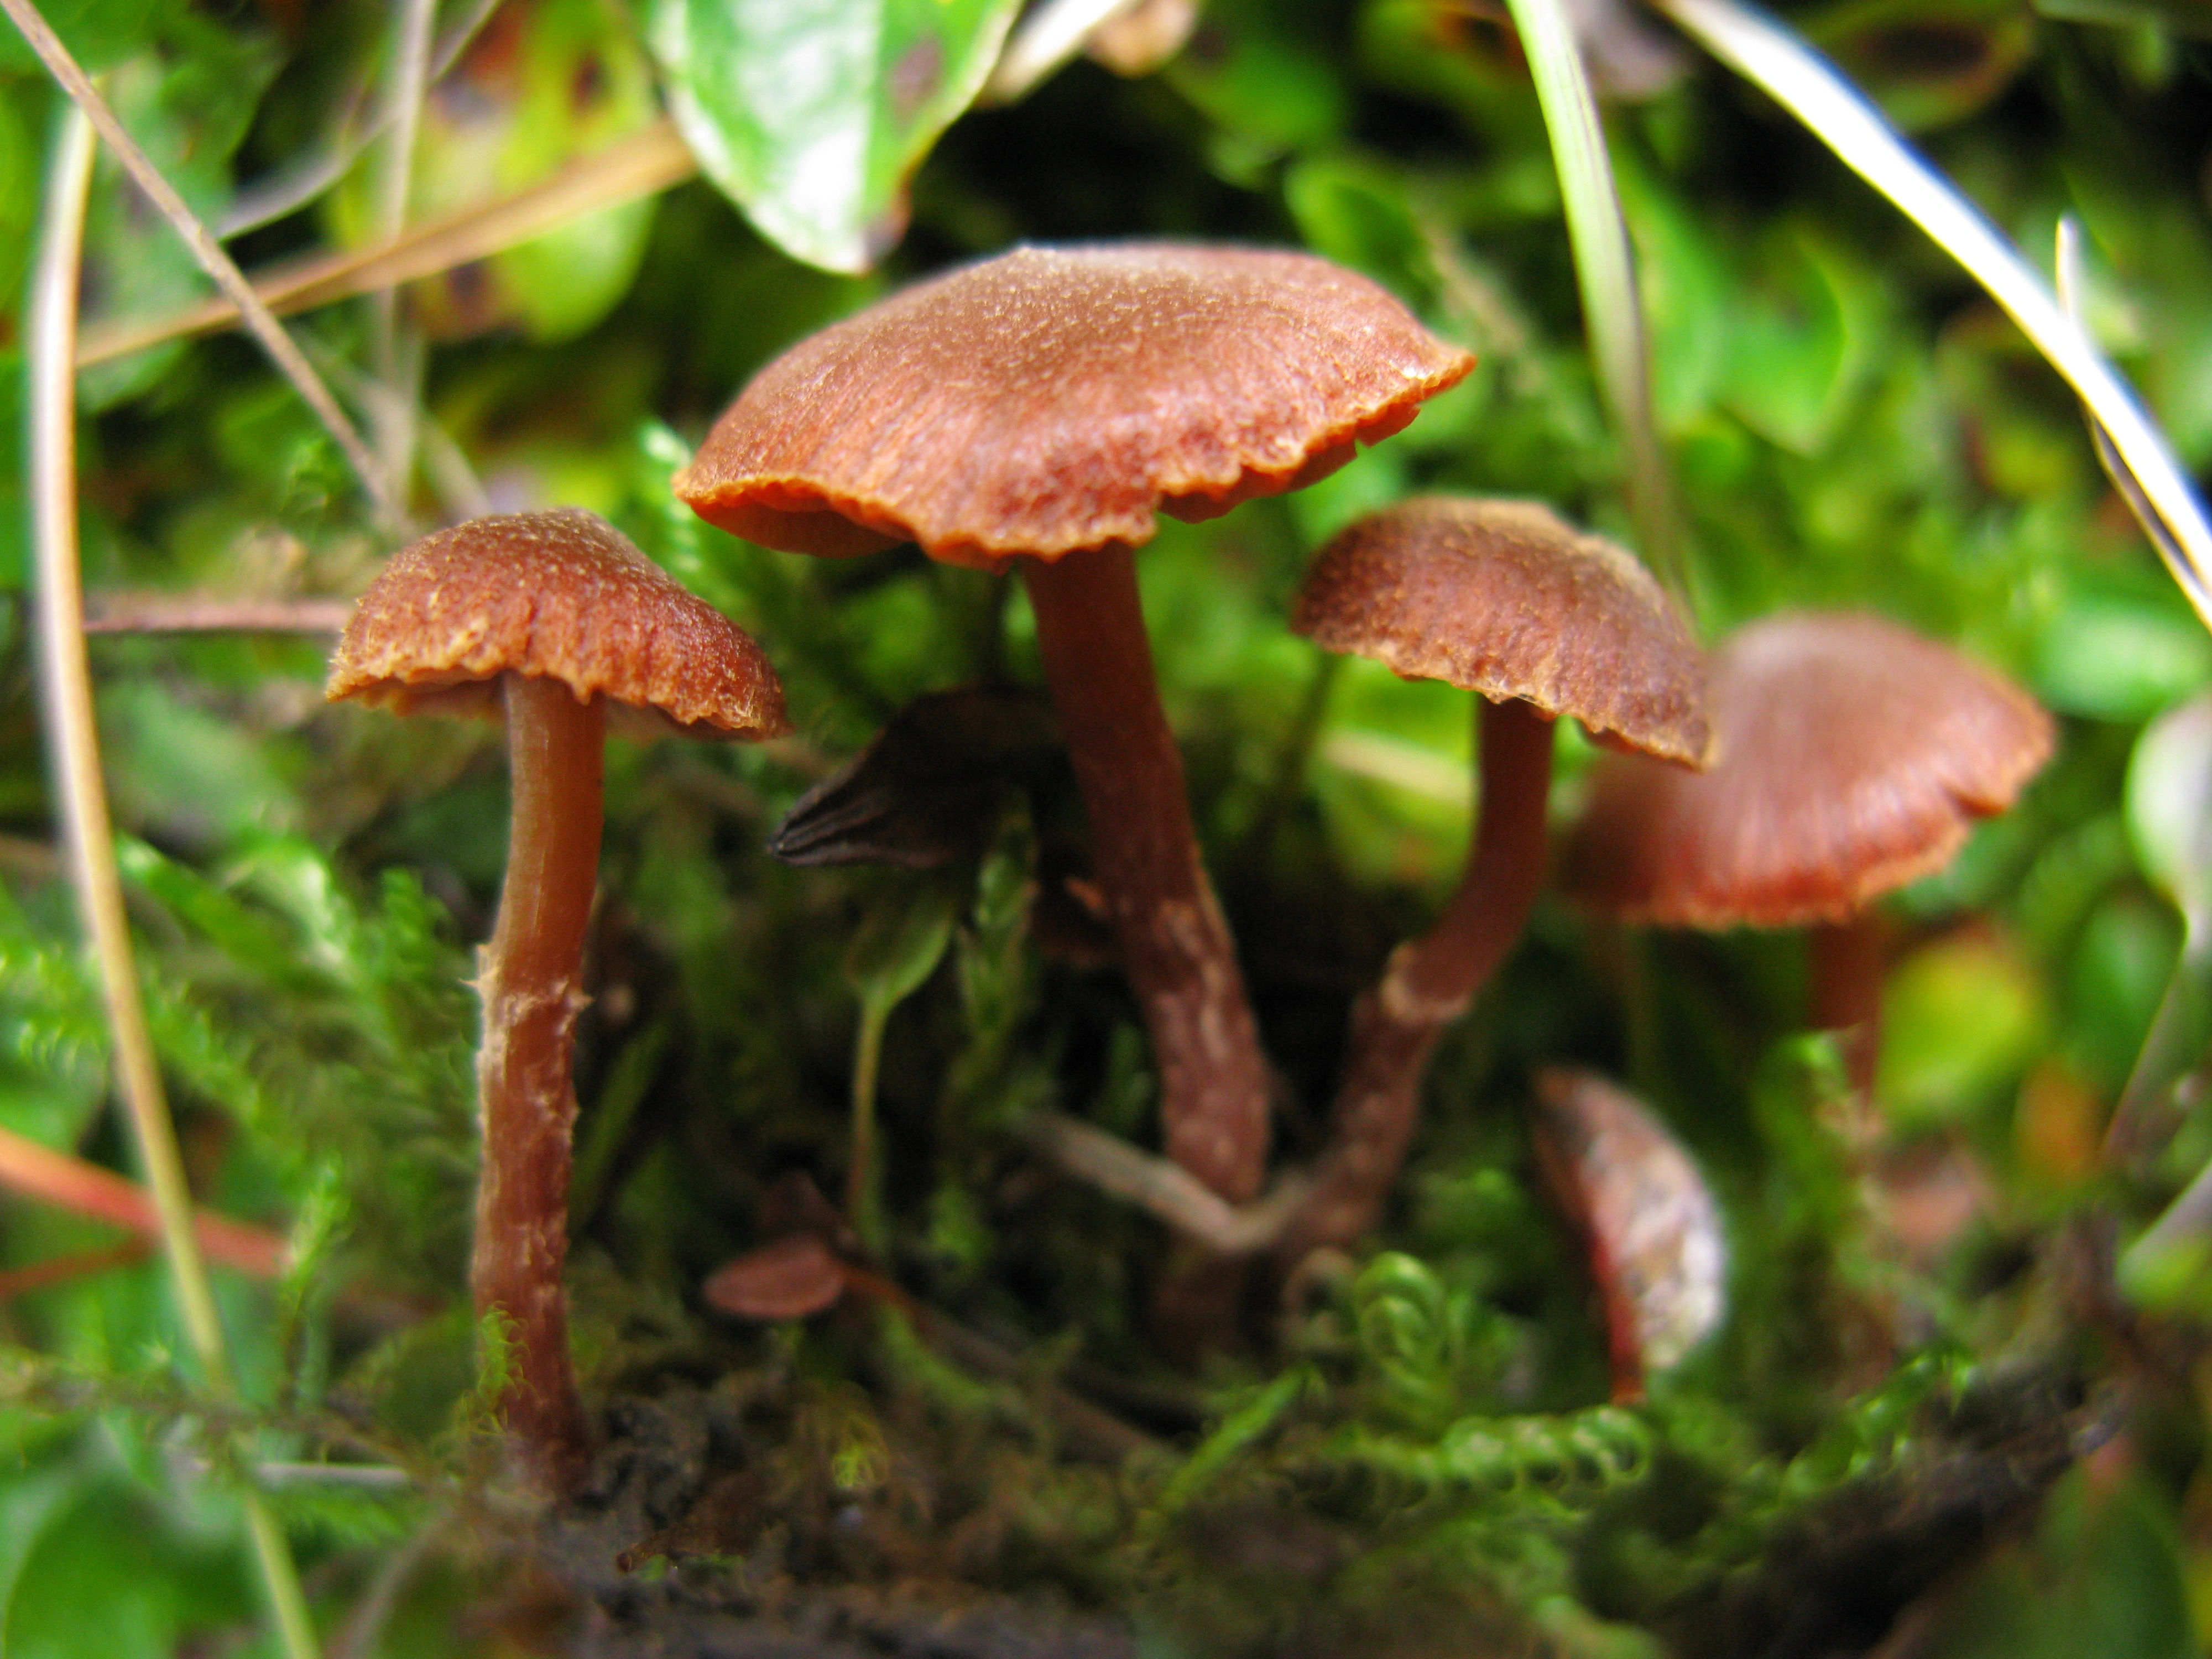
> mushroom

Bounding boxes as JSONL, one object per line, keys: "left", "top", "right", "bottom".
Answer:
{"left": 327, "top": 507, "right": 789, "bottom": 1489}
{"left": 1562, "top": 609, "right": 2053, "bottom": 1097}
{"left": 1532, "top": 1066, "right": 1725, "bottom": 1402}
{"left": 1279, "top": 498, "right": 1709, "bottom": 1256}
{"left": 676, "top": 242, "right": 1473, "bottom": 1204}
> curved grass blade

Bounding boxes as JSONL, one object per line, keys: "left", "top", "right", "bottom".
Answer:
{"left": 1648, "top": 0, "right": 2212, "bottom": 635}
{"left": 1504, "top": 0, "right": 1681, "bottom": 597}
{"left": 2055, "top": 215, "right": 2188, "bottom": 576}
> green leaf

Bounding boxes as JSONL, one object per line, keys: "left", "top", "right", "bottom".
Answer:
{"left": 0, "top": 0, "right": 172, "bottom": 75}
{"left": 2032, "top": 576, "right": 2212, "bottom": 722}
{"left": 1164, "top": 0, "right": 1346, "bottom": 165}
{"left": 329, "top": 0, "right": 664, "bottom": 343}
{"left": 2127, "top": 691, "right": 2212, "bottom": 921}
{"left": 76, "top": 19, "right": 280, "bottom": 408}
{"left": 844, "top": 877, "right": 958, "bottom": 1019}
{"left": 1, "top": 1475, "right": 256, "bottom": 1659}
{"left": 1717, "top": 227, "right": 1885, "bottom": 456}
{"left": 1904, "top": 1468, "right": 2197, "bottom": 1659}
{"left": 1877, "top": 932, "right": 2045, "bottom": 1129}
{"left": 649, "top": 0, "right": 1024, "bottom": 273}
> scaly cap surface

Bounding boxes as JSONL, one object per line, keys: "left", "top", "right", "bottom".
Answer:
{"left": 1294, "top": 497, "right": 1711, "bottom": 766}
{"left": 675, "top": 242, "right": 1475, "bottom": 570}
{"left": 326, "top": 507, "right": 790, "bottom": 738}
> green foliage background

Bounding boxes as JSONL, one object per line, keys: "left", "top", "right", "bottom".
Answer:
{"left": 0, "top": 0, "right": 2210, "bottom": 1652}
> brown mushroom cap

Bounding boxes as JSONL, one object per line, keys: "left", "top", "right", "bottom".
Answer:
{"left": 1564, "top": 611, "right": 2054, "bottom": 927}
{"left": 1293, "top": 497, "right": 1712, "bottom": 766}
{"left": 702, "top": 1234, "right": 851, "bottom": 1321}
{"left": 674, "top": 242, "right": 1475, "bottom": 570}
{"left": 326, "top": 507, "right": 790, "bottom": 738}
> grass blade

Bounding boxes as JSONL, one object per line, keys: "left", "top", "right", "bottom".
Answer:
{"left": 1504, "top": 0, "right": 1681, "bottom": 596}
{"left": 1649, "top": 0, "right": 2212, "bottom": 634}
{"left": 2, "top": 0, "right": 398, "bottom": 526}
{"left": 28, "top": 102, "right": 323, "bottom": 1659}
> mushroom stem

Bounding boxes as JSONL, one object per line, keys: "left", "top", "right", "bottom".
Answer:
{"left": 1020, "top": 546, "right": 1272, "bottom": 1203}
{"left": 1282, "top": 697, "right": 1555, "bottom": 1255}
{"left": 1807, "top": 913, "right": 1889, "bottom": 1106}
{"left": 474, "top": 672, "right": 603, "bottom": 1489}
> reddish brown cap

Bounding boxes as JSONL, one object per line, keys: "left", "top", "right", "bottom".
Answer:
{"left": 1533, "top": 1067, "right": 1724, "bottom": 1385}
{"left": 674, "top": 242, "right": 1475, "bottom": 570}
{"left": 702, "top": 1234, "right": 849, "bottom": 1321}
{"left": 326, "top": 508, "right": 790, "bottom": 739}
{"left": 1293, "top": 496, "right": 1712, "bottom": 766}
{"left": 1564, "top": 611, "right": 2054, "bottom": 927}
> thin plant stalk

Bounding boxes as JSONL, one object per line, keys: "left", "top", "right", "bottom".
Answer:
{"left": 28, "top": 104, "right": 321, "bottom": 1659}
{"left": 1504, "top": 0, "right": 1679, "bottom": 594}
{"left": 368, "top": 0, "right": 439, "bottom": 500}
{"left": 2055, "top": 217, "right": 2190, "bottom": 601}
{"left": 848, "top": 998, "right": 891, "bottom": 1253}
{"left": 79, "top": 119, "right": 696, "bottom": 369}
{"left": 2106, "top": 928, "right": 2212, "bottom": 1171}
{"left": 1650, "top": 0, "right": 2212, "bottom": 634}
{"left": 1238, "top": 651, "right": 1342, "bottom": 863}
{"left": 84, "top": 594, "right": 355, "bottom": 634}
{"left": 1019, "top": 1113, "right": 1310, "bottom": 1255}
{"left": 1, "top": 0, "right": 398, "bottom": 526}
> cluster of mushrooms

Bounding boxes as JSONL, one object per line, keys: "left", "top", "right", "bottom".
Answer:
{"left": 324, "top": 241, "right": 2054, "bottom": 1493}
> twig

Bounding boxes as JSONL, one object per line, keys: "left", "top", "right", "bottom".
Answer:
{"left": 1647, "top": 0, "right": 2212, "bottom": 635}
{"left": 27, "top": 103, "right": 322, "bottom": 1659}
{"left": 337, "top": 359, "right": 495, "bottom": 524}
{"left": 79, "top": 120, "right": 698, "bottom": 369}
{"left": 1320, "top": 728, "right": 1469, "bottom": 803}
{"left": 84, "top": 594, "right": 355, "bottom": 634}
{"left": 374, "top": 0, "right": 437, "bottom": 279}
{"left": 0, "top": 1124, "right": 290, "bottom": 1277}
{"left": 180, "top": 1458, "right": 414, "bottom": 1492}
{"left": 0, "top": 1240, "right": 150, "bottom": 1302}
{"left": 1020, "top": 1112, "right": 1310, "bottom": 1254}
{"left": 1505, "top": 0, "right": 1681, "bottom": 594}
{"left": 2, "top": 0, "right": 395, "bottom": 528}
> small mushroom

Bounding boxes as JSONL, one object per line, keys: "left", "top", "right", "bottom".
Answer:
{"left": 677, "top": 242, "right": 1473, "bottom": 1206}
{"left": 327, "top": 508, "right": 789, "bottom": 1489}
{"left": 1280, "top": 498, "right": 1709, "bottom": 1255}
{"left": 1563, "top": 610, "right": 2053, "bottom": 1097}
{"left": 703, "top": 1233, "right": 851, "bottom": 1321}
{"left": 1532, "top": 1067, "right": 1725, "bottom": 1402}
